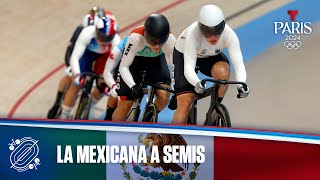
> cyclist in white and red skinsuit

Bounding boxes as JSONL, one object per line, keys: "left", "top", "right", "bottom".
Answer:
{"left": 102, "top": 36, "right": 129, "bottom": 120}
{"left": 112, "top": 14, "right": 176, "bottom": 121}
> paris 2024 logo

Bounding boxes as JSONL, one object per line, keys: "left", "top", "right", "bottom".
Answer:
{"left": 274, "top": 10, "right": 313, "bottom": 50}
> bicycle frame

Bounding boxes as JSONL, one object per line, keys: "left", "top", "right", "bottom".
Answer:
{"left": 188, "top": 78, "right": 247, "bottom": 125}
{"left": 128, "top": 88, "right": 148, "bottom": 122}
{"left": 127, "top": 71, "right": 148, "bottom": 122}
{"left": 188, "top": 86, "right": 215, "bottom": 125}
{"left": 128, "top": 71, "right": 175, "bottom": 122}
{"left": 74, "top": 72, "right": 104, "bottom": 120}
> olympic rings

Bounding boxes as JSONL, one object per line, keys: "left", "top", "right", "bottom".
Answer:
{"left": 283, "top": 41, "right": 302, "bottom": 50}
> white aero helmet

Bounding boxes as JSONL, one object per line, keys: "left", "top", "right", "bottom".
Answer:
{"left": 198, "top": 5, "right": 226, "bottom": 37}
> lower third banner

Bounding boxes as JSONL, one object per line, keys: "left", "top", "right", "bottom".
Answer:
{"left": 0, "top": 124, "right": 213, "bottom": 180}
{"left": 0, "top": 120, "right": 320, "bottom": 180}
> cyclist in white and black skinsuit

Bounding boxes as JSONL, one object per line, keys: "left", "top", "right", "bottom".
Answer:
{"left": 172, "top": 5, "right": 250, "bottom": 124}
{"left": 112, "top": 14, "right": 176, "bottom": 121}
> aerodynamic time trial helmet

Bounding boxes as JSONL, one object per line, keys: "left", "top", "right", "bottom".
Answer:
{"left": 89, "top": 6, "right": 106, "bottom": 18}
{"left": 198, "top": 5, "right": 226, "bottom": 37}
{"left": 82, "top": 6, "right": 106, "bottom": 27}
{"left": 144, "top": 14, "right": 170, "bottom": 45}
{"left": 96, "top": 16, "right": 117, "bottom": 42}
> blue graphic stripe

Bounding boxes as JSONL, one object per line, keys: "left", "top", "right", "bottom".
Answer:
{"left": 1, "top": 119, "right": 320, "bottom": 141}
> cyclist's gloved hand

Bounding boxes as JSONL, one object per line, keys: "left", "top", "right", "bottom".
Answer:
{"left": 110, "top": 84, "right": 118, "bottom": 98}
{"left": 237, "top": 84, "right": 250, "bottom": 98}
{"left": 65, "top": 66, "right": 73, "bottom": 76}
{"left": 194, "top": 81, "right": 206, "bottom": 94}
{"left": 131, "top": 85, "right": 143, "bottom": 99}
{"left": 104, "top": 87, "right": 110, "bottom": 96}
{"left": 74, "top": 73, "right": 82, "bottom": 86}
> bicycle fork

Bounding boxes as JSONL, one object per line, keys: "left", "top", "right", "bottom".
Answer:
{"left": 126, "top": 97, "right": 141, "bottom": 122}
{"left": 75, "top": 77, "right": 94, "bottom": 119}
{"left": 130, "top": 87, "right": 155, "bottom": 122}
{"left": 205, "top": 84, "right": 220, "bottom": 125}
{"left": 189, "top": 101, "right": 197, "bottom": 125}
{"left": 140, "top": 87, "right": 157, "bottom": 120}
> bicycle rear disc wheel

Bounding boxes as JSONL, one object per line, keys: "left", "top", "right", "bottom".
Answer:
{"left": 205, "top": 104, "right": 231, "bottom": 127}
{"left": 141, "top": 104, "right": 158, "bottom": 123}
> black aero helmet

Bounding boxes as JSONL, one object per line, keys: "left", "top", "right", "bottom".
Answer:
{"left": 144, "top": 14, "right": 170, "bottom": 45}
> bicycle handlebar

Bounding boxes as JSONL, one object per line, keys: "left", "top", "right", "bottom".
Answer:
{"left": 146, "top": 83, "right": 176, "bottom": 94}
{"left": 80, "top": 72, "right": 104, "bottom": 80}
{"left": 201, "top": 78, "right": 248, "bottom": 99}
{"left": 137, "top": 71, "right": 175, "bottom": 94}
{"left": 201, "top": 78, "right": 248, "bottom": 90}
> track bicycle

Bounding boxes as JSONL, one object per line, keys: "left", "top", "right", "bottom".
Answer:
{"left": 74, "top": 72, "right": 105, "bottom": 120}
{"left": 187, "top": 78, "right": 248, "bottom": 127}
{"left": 127, "top": 70, "right": 175, "bottom": 123}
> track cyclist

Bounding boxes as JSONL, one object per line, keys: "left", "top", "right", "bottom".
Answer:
{"left": 59, "top": 8, "right": 121, "bottom": 119}
{"left": 112, "top": 14, "right": 176, "bottom": 121}
{"left": 171, "top": 5, "right": 250, "bottom": 124}
{"left": 47, "top": 7, "right": 108, "bottom": 118}
{"left": 102, "top": 36, "right": 129, "bottom": 120}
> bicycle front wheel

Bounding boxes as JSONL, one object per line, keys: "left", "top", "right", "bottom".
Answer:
{"left": 74, "top": 94, "right": 92, "bottom": 120}
{"left": 55, "top": 107, "right": 63, "bottom": 119}
{"left": 141, "top": 104, "right": 158, "bottom": 123}
{"left": 205, "top": 104, "right": 231, "bottom": 127}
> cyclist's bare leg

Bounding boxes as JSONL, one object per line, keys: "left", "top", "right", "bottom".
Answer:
{"left": 172, "top": 93, "right": 194, "bottom": 124}
{"left": 88, "top": 87, "right": 104, "bottom": 119}
{"left": 91, "top": 78, "right": 108, "bottom": 105}
{"left": 92, "top": 87, "right": 104, "bottom": 100}
{"left": 50, "top": 75, "right": 71, "bottom": 107}
{"left": 92, "top": 78, "right": 106, "bottom": 101}
{"left": 91, "top": 79, "right": 112, "bottom": 119}
{"left": 49, "top": 75, "right": 70, "bottom": 106}
{"left": 58, "top": 75, "right": 72, "bottom": 92}
{"left": 47, "top": 75, "right": 72, "bottom": 118}
{"left": 112, "top": 100, "right": 134, "bottom": 121}
{"left": 211, "top": 61, "right": 230, "bottom": 100}
{"left": 63, "top": 82, "right": 80, "bottom": 107}
{"left": 90, "top": 78, "right": 118, "bottom": 120}
{"left": 107, "top": 96, "right": 118, "bottom": 109}
{"left": 61, "top": 77, "right": 81, "bottom": 118}
{"left": 104, "top": 96, "right": 118, "bottom": 120}
{"left": 154, "top": 84, "right": 170, "bottom": 111}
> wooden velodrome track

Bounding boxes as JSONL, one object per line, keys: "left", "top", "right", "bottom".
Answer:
{"left": 2, "top": 0, "right": 319, "bottom": 134}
